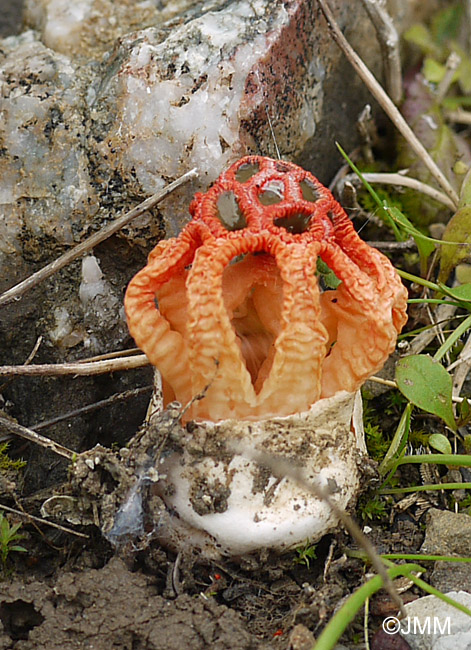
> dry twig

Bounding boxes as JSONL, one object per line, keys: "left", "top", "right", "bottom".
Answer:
{"left": 359, "top": 173, "right": 456, "bottom": 211}
{"left": 316, "top": 0, "right": 459, "bottom": 207}
{"left": 32, "top": 385, "right": 153, "bottom": 431}
{"left": 0, "top": 336, "right": 44, "bottom": 393}
{"left": 0, "top": 168, "right": 198, "bottom": 308}
{"left": 0, "top": 354, "right": 149, "bottom": 378}
{"left": 367, "top": 239, "right": 415, "bottom": 251}
{"left": 359, "top": 0, "right": 402, "bottom": 104}
{"left": 436, "top": 53, "right": 461, "bottom": 103}
{"left": 446, "top": 109, "right": 471, "bottom": 125}
{"left": 0, "top": 502, "right": 89, "bottom": 539}
{"left": 0, "top": 415, "right": 75, "bottom": 460}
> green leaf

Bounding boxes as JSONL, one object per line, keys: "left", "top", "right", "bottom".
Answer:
{"left": 428, "top": 433, "right": 452, "bottom": 455}
{"left": 431, "top": 4, "right": 463, "bottom": 45}
{"left": 316, "top": 258, "right": 341, "bottom": 289}
{"left": 438, "top": 206, "right": 471, "bottom": 283}
{"left": 423, "top": 57, "right": 447, "bottom": 83}
{"left": 458, "top": 398, "right": 471, "bottom": 425}
{"left": 388, "top": 206, "right": 452, "bottom": 246}
{"left": 9, "top": 545, "right": 27, "bottom": 553}
{"left": 8, "top": 523, "right": 23, "bottom": 537}
{"left": 379, "top": 403, "right": 412, "bottom": 476}
{"left": 436, "top": 282, "right": 471, "bottom": 304}
{"left": 396, "top": 355, "right": 456, "bottom": 431}
{"left": 403, "top": 24, "right": 440, "bottom": 57}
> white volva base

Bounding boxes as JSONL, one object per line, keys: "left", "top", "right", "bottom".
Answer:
{"left": 158, "top": 390, "right": 366, "bottom": 556}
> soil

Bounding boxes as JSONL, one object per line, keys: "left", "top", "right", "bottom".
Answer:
{"left": 0, "top": 518, "right": 421, "bottom": 650}
{"left": 0, "top": 556, "right": 264, "bottom": 650}
{"left": 0, "top": 410, "right": 428, "bottom": 650}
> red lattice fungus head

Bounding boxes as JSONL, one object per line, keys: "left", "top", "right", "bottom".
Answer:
{"left": 125, "top": 156, "right": 408, "bottom": 421}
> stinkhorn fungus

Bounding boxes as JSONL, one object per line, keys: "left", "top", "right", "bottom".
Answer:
{"left": 124, "top": 156, "right": 408, "bottom": 555}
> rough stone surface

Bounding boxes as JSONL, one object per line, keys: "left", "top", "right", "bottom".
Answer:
{"left": 0, "top": 0, "right": 23, "bottom": 37}
{"left": 430, "top": 560, "right": 471, "bottom": 595}
{"left": 399, "top": 591, "right": 471, "bottom": 650}
{"left": 421, "top": 508, "right": 471, "bottom": 557}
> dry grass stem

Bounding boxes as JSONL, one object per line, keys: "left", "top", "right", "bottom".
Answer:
{"left": 75, "top": 348, "right": 143, "bottom": 364}
{"left": 360, "top": 0, "right": 402, "bottom": 104}
{"left": 0, "top": 415, "right": 75, "bottom": 459}
{"left": 360, "top": 172, "right": 457, "bottom": 211}
{"left": 448, "top": 333, "right": 471, "bottom": 397}
{"left": 367, "top": 376, "right": 397, "bottom": 389}
{"left": 407, "top": 303, "right": 458, "bottom": 356}
{"left": 0, "top": 168, "right": 198, "bottom": 308}
{"left": 436, "top": 52, "right": 461, "bottom": 103}
{"left": 0, "top": 502, "right": 89, "bottom": 539}
{"left": 357, "top": 104, "right": 376, "bottom": 164}
{"left": 316, "top": 0, "right": 459, "bottom": 207}
{"left": 24, "top": 336, "right": 43, "bottom": 365}
{"left": 367, "top": 239, "right": 415, "bottom": 251}
{"left": 426, "top": 304, "right": 447, "bottom": 351}
{"left": 0, "top": 354, "right": 149, "bottom": 377}
{"left": 446, "top": 109, "right": 471, "bottom": 125}
{"left": 31, "top": 385, "right": 153, "bottom": 431}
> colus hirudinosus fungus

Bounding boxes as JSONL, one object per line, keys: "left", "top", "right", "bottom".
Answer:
{"left": 124, "top": 156, "right": 408, "bottom": 556}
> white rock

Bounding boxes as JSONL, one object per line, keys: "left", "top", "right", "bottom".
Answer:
{"left": 399, "top": 591, "right": 471, "bottom": 650}
{"left": 79, "top": 255, "right": 126, "bottom": 351}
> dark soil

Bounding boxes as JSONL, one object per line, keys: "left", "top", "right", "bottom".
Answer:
{"left": 0, "top": 441, "right": 428, "bottom": 650}
{"left": 0, "top": 557, "right": 264, "bottom": 650}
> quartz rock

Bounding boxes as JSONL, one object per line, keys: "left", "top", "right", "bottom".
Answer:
{"left": 0, "top": 31, "right": 99, "bottom": 287}
{"left": 89, "top": 0, "right": 384, "bottom": 235}
{"left": 399, "top": 591, "right": 471, "bottom": 650}
{"left": 23, "top": 0, "right": 197, "bottom": 57}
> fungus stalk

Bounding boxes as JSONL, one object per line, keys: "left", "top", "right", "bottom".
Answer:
{"left": 125, "top": 156, "right": 408, "bottom": 555}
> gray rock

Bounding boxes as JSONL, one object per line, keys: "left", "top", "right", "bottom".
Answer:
{"left": 422, "top": 508, "right": 471, "bottom": 557}
{"left": 0, "top": 0, "right": 24, "bottom": 37}
{"left": 399, "top": 591, "right": 471, "bottom": 650}
{"left": 430, "top": 561, "right": 471, "bottom": 595}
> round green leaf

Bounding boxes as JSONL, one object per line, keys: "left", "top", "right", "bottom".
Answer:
{"left": 428, "top": 433, "right": 452, "bottom": 455}
{"left": 395, "top": 355, "right": 456, "bottom": 431}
